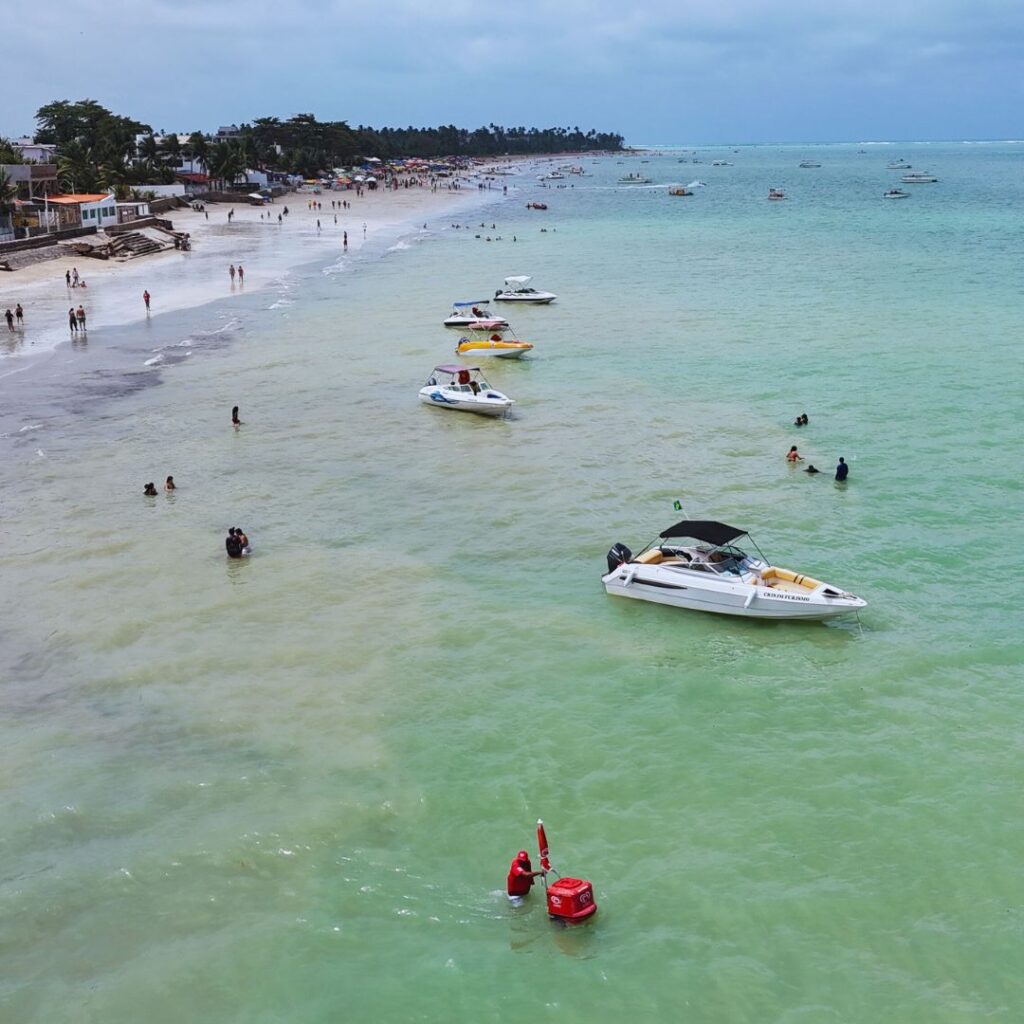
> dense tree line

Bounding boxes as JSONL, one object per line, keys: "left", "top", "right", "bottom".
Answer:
{"left": 26, "top": 101, "right": 623, "bottom": 192}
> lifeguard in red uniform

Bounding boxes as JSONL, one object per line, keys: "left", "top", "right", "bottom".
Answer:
{"left": 506, "top": 850, "right": 545, "bottom": 902}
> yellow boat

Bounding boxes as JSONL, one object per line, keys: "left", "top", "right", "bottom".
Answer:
{"left": 455, "top": 326, "right": 534, "bottom": 360}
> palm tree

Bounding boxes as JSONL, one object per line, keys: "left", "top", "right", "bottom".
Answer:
{"left": 158, "top": 133, "right": 182, "bottom": 168}
{"left": 0, "top": 169, "right": 17, "bottom": 212}
{"left": 207, "top": 141, "right": 244, "bottom": 190}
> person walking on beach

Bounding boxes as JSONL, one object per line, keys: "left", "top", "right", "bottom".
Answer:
{"left": 237, "top": 265, "right": 244, "bottom": 282}
{"left": 229, "top": 264, "right": 236, "bottom": 281}
{"left": 68, "top": 308, "right": 78, "bottom": 333}
{"left": 143, "top": 290, "right": 151, "bottom": 311}
{"left": 363, "top": 222, "right": 367, "bottom": 239}
{"left": 835, "top": 457, "right": 849, "bottom": 482}
{"left": 4, "top": 309, "right": 14, "bottom": 332}
{"left": 76, "top": 305, "right": 86, "bottom": 331}
{"left": 15, "top": 303, "right": 24, "bottom": 326}
{"left": 65, "top": 269, "right": 71, "bottom": 288}
{"left": 343, "top": 231, "right": 348, "bottom": 250}
{"left": 72, "top": 267, "right": 79, "bottom": 287}
{"left": 786, "top": 445, "right": 802, "bottom": 463}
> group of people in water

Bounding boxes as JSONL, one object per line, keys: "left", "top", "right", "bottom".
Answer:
{"left": 786, "top": 414, "right": 850, "bottom": 480}
{"left": 143, "top": 476, "right": 175, "bottom": 496}
{"left": 225, "top": 527, "right": 251, "bottom": 559}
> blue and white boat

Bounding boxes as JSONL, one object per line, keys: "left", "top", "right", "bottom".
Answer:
{"left": 419, "top": 365, "right": 514, "bottom": 417}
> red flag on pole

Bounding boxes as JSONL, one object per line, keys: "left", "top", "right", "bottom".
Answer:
{"left": 537, "top": 819, "right": 551, "bottom": 872}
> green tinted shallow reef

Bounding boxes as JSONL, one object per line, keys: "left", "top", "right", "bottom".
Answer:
{"left": 1, "top": 143, "right": 1021, "bottom": 1022}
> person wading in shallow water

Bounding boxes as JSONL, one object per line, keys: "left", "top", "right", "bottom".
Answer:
{"left": 225, "top": 528, "right": 243, "bottom": 558}
{"left": 506, "top": 850, "right": 545, "bottom": 904}
{"left": 232, "top": 405, "right": 241, "bottom": 427}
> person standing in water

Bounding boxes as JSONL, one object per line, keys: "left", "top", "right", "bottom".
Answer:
{"left": 231, "top": 405, "right": 241, "bottom": 428}
{"left": 164, "top": 475, "right": 176, "bottom": 491}
{"left": 237, "top": 265, "right": 244, "bottom": 282}
{"left": 4, "top": 309, "right": 13, "bottom": 332}
{"left": 835, "top": 457, "right": 849, "bottom": 482}
{"left": 506, "top": 850, "right": 545, "bottom": 904}
{"left": 143, "top": 290, "right": 151, "bottom": 311}
{"left": 225, "top": 528, "right": 243, "bottom": 558}
{"left": 786, "top": 445, "right": 803, "bottom": 463}
{"left": 144, "top": 482, "right": 158, "bottom": 496}
{"left": 229, "top": 264, "right": 236, "bottom": 281}
{"left": 15, "top": 304, "right": 23, "bottom": 326}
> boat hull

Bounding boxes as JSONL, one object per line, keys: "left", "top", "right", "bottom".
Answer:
{"left": 493, "top": 294, "right": 556, "bottom": 304}
{"left": 456, "top": 344, "right": 532, "bottom": 359}
{"left": 418, "top": 388, "right": 513, "bottom": 416}
{"left": 601, "top": 570, "right": 864, "bottom": 621}
{"left": 444, "top": 317, "right": 509, "bottom": 328}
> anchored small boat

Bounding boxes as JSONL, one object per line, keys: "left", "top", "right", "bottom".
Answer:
{"left": 419, "top": 365, "right": 514, "bottom": 417}
{"left": 494, "top": 276, "right": 557, "bottom": 304}
{"left": 884, "top": 188, "right": 911, "bottom": 199}
{"left": 602, "top": 518, "right": 866, "bottom": 621}
{"left": 668, "top": 186, "right": 693, "bottom": 196}
{"left": 798, "top": 160, "right": 821, "bottom": 168}
{"left": 768, "top": 188, "right": 787, "bottom": 200}
{"left": 618, "top": 172, "right": 652, "bottom": 184}
{"left": 455, "top": 325, "right": 533, "bottom": 360}
{"left": 901, "top": 171, "right": 938, "bottom": 183}
{"left": 444, "top": 300, "right": 509, "bottom": 329}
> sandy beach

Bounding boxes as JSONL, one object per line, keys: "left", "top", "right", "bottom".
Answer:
{"left": 0, "top": 167, "right": 523, "bottom": 367}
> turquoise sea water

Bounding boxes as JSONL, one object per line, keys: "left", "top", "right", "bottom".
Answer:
{"left": 2, "top": 144, "right": 1023, "bottom": 1022}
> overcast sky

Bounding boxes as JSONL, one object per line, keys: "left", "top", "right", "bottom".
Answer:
{"left": 5, "top": 0, "right": 1023, "bottom": 143}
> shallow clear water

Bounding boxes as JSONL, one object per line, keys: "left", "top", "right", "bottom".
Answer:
{"left": 1, "top": 145, "right": 1023, "bottom": 1022}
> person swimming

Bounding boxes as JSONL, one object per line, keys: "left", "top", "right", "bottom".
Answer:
{"left": 805, "top": 464, "right": 820, "bottom": 474}
{"left": 143, "top": 482, "right": 157, "bottom": 496}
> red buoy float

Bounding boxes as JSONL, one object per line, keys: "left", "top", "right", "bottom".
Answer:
{"left": 537, "top": 819, "right": 597, "bottom": 923}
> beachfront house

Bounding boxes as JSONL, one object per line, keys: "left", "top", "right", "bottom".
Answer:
{"left": 13, "top": 138, "right": 58, "bottom": 163}
{"left": 45, "top": 193, "right": 118, "bottom": 230}
{"left": 116, "top": 200, "right": 152, "bottom": 224}
{"left": 0, "top": 163, "right": 59, "bottom": 200}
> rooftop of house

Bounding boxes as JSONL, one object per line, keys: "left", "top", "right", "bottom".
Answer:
{"left": 45, "top": 193, "right": 114, "bottom": 205}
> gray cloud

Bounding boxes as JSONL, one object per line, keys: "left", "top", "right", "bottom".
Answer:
{"left": 3, "top": 0, "right": 1023, "bottom": 141}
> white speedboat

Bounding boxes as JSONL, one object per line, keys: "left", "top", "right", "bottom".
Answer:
{"left": 444, "top": 301, "right": 509, "bottom": 328}
{"left": 493, "top": 276, "right": 557, "bottom": 303}
{"left": 602, "top": 519, "right": 866, "bottom": 621}
{"left": 883, "top": 188, "right": 911, "bottom": 199}
{"left": 419, "top": 365, "right": 514, "bottom": 417}
{"left": 887, "top": 160, "right": 912, "bottom": 170}
{"left": 902, "top": 172, "right": 938, "bottom": 183}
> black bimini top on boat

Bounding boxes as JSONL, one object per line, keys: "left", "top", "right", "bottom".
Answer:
{"left": 658, "top": 520, "right": 747, "bottom": 545}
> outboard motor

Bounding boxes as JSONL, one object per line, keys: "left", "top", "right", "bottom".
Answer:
{"left": 606, "top": 543, "right": 632, "bottom": 574}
